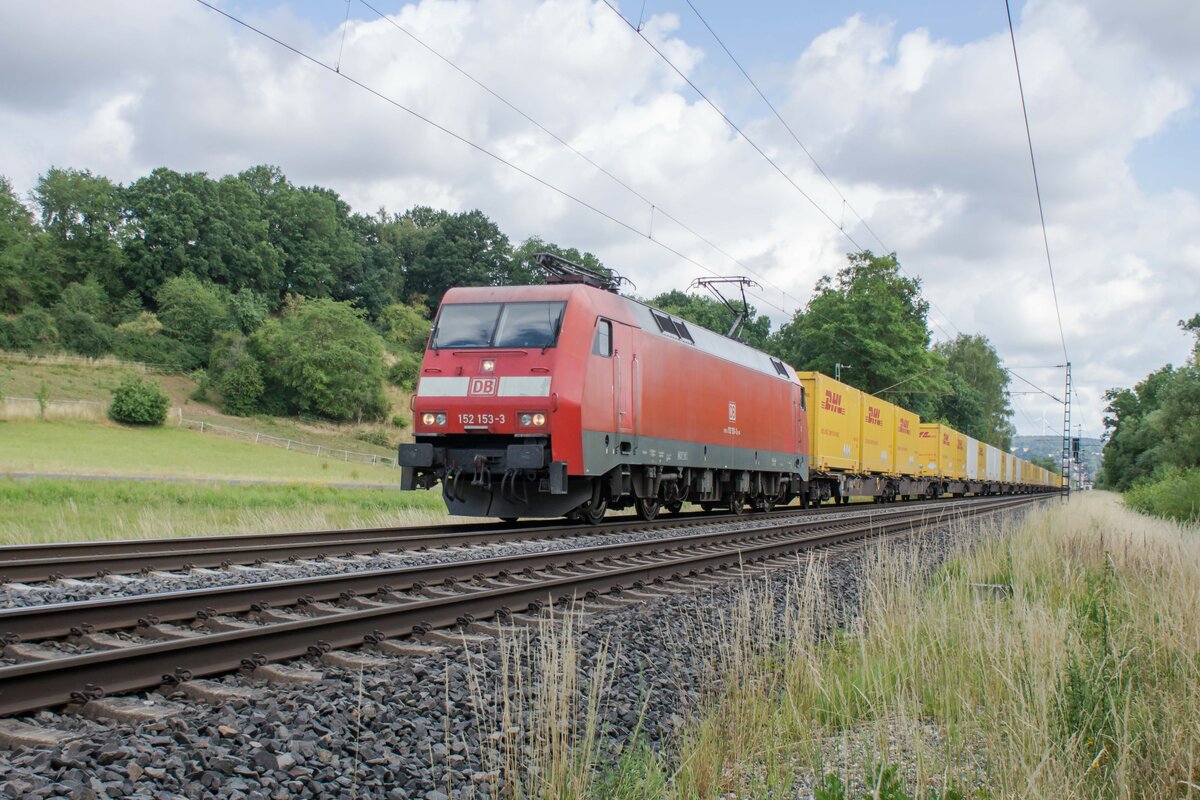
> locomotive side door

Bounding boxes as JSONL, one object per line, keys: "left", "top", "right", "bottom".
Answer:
{"left": 795, "top": 384, "right": 808, "bottom": 456}
{"left": 613, "top": 322, "right": 636, "bottom": 437}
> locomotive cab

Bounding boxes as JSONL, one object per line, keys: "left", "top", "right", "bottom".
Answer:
{"left": 399, "top": 283, "right": 607, "bottom": 518}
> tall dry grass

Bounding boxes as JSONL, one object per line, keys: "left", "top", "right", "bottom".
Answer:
{"left": 651, "top": 492, "right": 1200, "bottom": 799}
{"left": 463, "top": 606, "right": 615, "bottom": 799}
{"left": 480, "top": 494, "right": 1200, "bottom": 798}
{"left": 1, "top": 396, "right": 106, "bottom": 422}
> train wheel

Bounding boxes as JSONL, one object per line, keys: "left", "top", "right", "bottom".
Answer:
{"left": 729, "top": 493, "right": 746, "bottom": 515}
{"left": 666, "top": 500, "right": 684, "bottom": 515}
{"left": 636, "top": 497, "right": 661, "bottom": 521}
{"left": 577, "top": 498, "right": 607, "bottom": 525}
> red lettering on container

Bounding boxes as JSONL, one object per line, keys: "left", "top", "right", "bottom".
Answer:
{"left": 821, "top": 390, "right": 845, "bottom": 415}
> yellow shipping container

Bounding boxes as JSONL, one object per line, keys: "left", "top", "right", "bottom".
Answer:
{"left": 797, "top": 372, "right": 861, "bottom": 472}
{"left": 894, "top": 407, "right": 920, "bottom": 476}
{"left": 918, "top": 423, "right": 955, "bottom": 478}
{"left": 951, "top": 430, "right": 968, "bottom": 480}
{"left": 860, "top": 394, "right": 895, "bottom": 473}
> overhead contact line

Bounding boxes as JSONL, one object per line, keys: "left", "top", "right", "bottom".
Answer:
{"left": 194, "top": 0, "right": 796, "bottom": 316}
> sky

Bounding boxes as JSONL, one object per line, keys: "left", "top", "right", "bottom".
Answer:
{"left": 2, "top": 0, "right": 1199, "bottom": 441}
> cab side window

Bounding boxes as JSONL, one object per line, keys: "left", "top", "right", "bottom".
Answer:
{"left": 594, "top": 319, "right": 612, "bottom": 357}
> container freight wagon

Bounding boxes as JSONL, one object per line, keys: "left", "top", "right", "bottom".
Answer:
{"left": 918, "top": 424, "right": 955, "bottom": 496}
{"left": 984, "top": 445, "right": 1001, "bottom": 493}
{"left": 965, "top": 437, "right": 980, "bottom": 483}
{"left": 894, "top": 407, "right": 920, "bottom": 477}
{"left": 796, "top": 375, "right": 934, "bottom": 504}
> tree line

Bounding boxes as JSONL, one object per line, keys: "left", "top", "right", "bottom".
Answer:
{"left": 1, "top": 164, "right": 1017, "bottom": 445}
{"left": 1101, "top": 316, "right": 1200, "bottom": 493}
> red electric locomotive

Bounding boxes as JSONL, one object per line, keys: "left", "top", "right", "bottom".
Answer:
{"left": 398, "top": 255, "right": 810, "bottom": 521}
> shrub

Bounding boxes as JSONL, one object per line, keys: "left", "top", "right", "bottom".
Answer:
{"left": 188, "top": 369, "right": 210, "bottom": 403}
{"left": 58, "top": 277, "right": 112, "bottom": 322}
{"left": 1124, "top": 468, "right": 1200, "bottom": 524}
{"left": 218, "top": 355, "right": 265, "bottom": 417}
{"left": 35, "top": 382, "right": 50, "bottom": 419}
{"left": 230, "top": 288, "right": 269, "bottom": 334}
{"left": 156, "top": 273, "right": 232, "bottom": 349}
{"left": 0, "top": 317, "right": 13, "bottom": 349}
{"left": 112, "top": 328, "right": 198, "bottom": 370}
{"left": 386, "top": 352, "right": 422, "bottom": 391}
{"left": 390, "top": 413, "right": 410, "bottom": 429}
{"left": 251, "top": 298, "right": 389, "bottom": 422}
{"left": 355, "top": 429, "right": 393, "bottom": 448}
{"left": 55, "top": 309, "right": 114, "bottom": 357}
{"left": 378, "top": 301, "right": 431, "bottom": 351}
{"left": 108, "top": 375, "right": 170, "bottom": 426}
{"left": 7, "top": 307, "right": 58, "bottom": 353}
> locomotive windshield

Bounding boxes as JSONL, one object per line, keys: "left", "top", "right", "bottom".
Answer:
{"left": 432, "top": 301, "right": 566, "bottom": 349}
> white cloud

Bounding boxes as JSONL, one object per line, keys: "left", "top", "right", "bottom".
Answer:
{"left": 0, "top": 0, "right": 1197, "bottom": 438}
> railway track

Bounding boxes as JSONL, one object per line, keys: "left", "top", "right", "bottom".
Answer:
{"left": 0, "top": 494, "right": 1044, "bottom": 719}
{"left": 0, "top": 492, "right": 1060, "bottom": 584}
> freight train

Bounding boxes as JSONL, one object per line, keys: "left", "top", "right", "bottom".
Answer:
{"left": 398, "top": 256, "right": 1059, "bottom": 520}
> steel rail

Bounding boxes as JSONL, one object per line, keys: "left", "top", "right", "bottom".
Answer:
{"left": 0, "top": 497, "right": 1017, "bottom": 642}
{"left": 0, "top": 495, "right": 1044, "bottom": 717}
{"left": 0, "top": 492, "right": 1059, "bottom": 583}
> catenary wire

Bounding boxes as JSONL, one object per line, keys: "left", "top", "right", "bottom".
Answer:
{"left": 682, "top": 0, "right": 885, "bottom": 249}
{"left": 201, "top": 1, "right": 1027, "bottom": 431}
{"left": 605, "top": 0, "right": 961, "bottom": 343}
{"left": 1005, "top": 367, "right": 1063, "bottom": 405}
{"left": 353, "top": 0, "right": 802, "bottom": 316}
{"left": 192, "top": 0, "right": 794, "bottom": 317}
{"left": 1004, "top": 0, "right": 1069, "bottom": 363}
{"left": 683, "top": 0, "right": 971, "bottom": 342}
{"left": 598, "top": 0, "right": 865, "bottom": 250}
{"left": 198, "top": 0, "right": 966, "bottom": 398}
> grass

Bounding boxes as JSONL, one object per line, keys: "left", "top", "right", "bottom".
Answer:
{"left": 496, "top": 493, "right": 1200, "bottom": 799}
{"left": 0, "top": 419, "right": 401, "bottom": 484}
{"left": 0, "top": 477, "right": 449, "bottom": 544}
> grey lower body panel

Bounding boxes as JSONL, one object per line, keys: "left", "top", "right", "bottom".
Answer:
{"left": 580, "top": 429, "right": 807, "bottom": 480}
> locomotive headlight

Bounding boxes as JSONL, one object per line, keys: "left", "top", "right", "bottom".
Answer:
{"left": 435, "top": 413, "right": 447, "bottom": 426}
{"left": 518, "top": 412, "right": 547, "bottom": 429}
{"left": 481, "top": 359, "right": 495, "bottom": 373}
{"left": 421, "top": 412, "right": 436, "bottom": 426}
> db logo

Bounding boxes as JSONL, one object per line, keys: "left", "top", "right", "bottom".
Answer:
{"left": 728, "top": 402, "right": 737, "bottom": 422}
{"left": 468, "top": 378, "right": 498, "bottom": 396}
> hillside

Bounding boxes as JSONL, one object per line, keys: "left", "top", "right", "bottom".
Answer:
{"left": 1011, "top": 434, "right": 1103, "bottom": 475}
{"left": 0, "top": 352, "right": 412, "bottom": 461}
